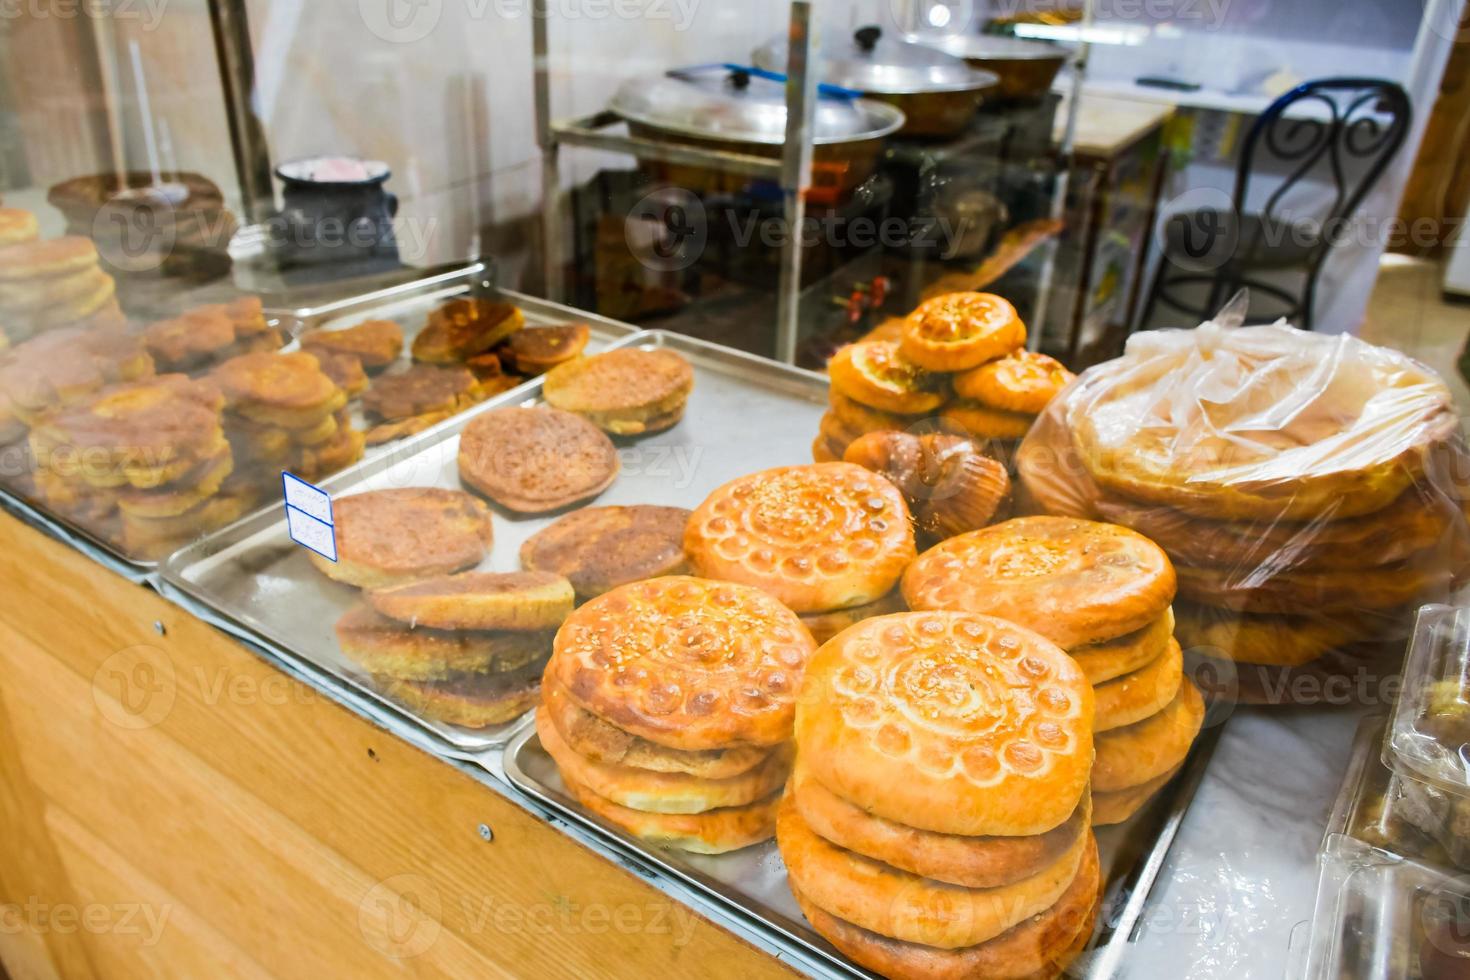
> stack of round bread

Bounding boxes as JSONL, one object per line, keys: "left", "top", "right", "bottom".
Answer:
{"left": 904, "top": 516, "right": 1206, "bottom": 825}
{"left": 817, "top": 292, "right": 1073, "bottom": 463}
{"left": 684, "top": 462, "right": 916, "bottom": 644}
{"left": 1015, "top": 321, "right": 1470, "bottom": 704}
{"left": 24, "top": 373, "right": 241, "bottom": 559}
{"left": 319, "top": 488, "right": 576, "bottom": 728}
{"left": 0, "top": 234, "right": 125, "bottom": 343}
{"left": 212, "top": 351, "right": 363, "bottom": 495}
{"left": 536, "top": 576, "right": 816, "bottom": 853}
{"left": 783, "top": 611, "right": 1099, "bottom": 979}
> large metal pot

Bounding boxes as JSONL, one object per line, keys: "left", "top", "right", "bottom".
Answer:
{"left": 902, "top": 33, "right": 1070, "bottom": 104}
{"left": 753, "top": 26, "right": 999, "bottom": 138}
{"left": 608, "top": 67, "right": 905, "bottom": 202}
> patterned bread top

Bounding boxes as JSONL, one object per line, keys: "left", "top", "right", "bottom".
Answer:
{"left": 904, "top": 291, "right": 1022, "bottom": 345}
{"left": 903, "top": 515, "right": 1175, "bottom": 649}
{"left": 548, "top": 576, "right": 816, "bottom": 751}
{"left": 796, "top": 611, "right": 1093, "bottom": 837}
{"left": 684, "top": 462, "right": 915, "bottom": 613}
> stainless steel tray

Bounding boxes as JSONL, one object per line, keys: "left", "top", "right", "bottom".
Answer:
{"left": 158, "top": 328, "right": 829, "bottom": 751}
{"left": 277, "top": 261, "right": 645, "bottom": 442}
{"left": 504, "top": 681, "right": 1219, "bottom": 980}
{"left": 503, "top": 720, "right": 1222, "bottom": 980}
{"left": 157, "top": 322, "right": 651, "bottom": 751}
{"left": 0, "top": 305, "right": 295, "bottom": 575}
{"left": 0, "top": 263, "right": 636, "bottom": 575}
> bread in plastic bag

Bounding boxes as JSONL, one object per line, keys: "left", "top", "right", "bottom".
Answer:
{"left": 1016, "top": 309, "right": 1470, "bottom": 705}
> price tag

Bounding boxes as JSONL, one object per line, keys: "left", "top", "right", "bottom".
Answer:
{"left": 282, "top": 472, "right": 336, "bottom": 561}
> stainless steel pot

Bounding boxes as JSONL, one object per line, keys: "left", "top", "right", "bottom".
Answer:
{"left": 608, "top": 66, "right": 905, "bottom": 201}
{"left": 753, "top": 25, "right": 999, "bottom": 138}
{"left": 902, "top": 33, "right": 1070, "bottom": 104}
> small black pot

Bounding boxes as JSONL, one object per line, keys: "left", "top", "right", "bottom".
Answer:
{"left": 272, "top": 156, "right": 399, "bottom": 267}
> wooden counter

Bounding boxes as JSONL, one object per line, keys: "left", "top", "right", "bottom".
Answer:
{"left": 0, "top": 512, "right": 796, "bottom": 979}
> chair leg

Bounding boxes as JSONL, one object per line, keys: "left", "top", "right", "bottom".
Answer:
{"left": 1138, "top": 254, "right": 1170, "bottom": 335}
{"left": 1301, "top": 268, "right": 1320, "bottom": 331}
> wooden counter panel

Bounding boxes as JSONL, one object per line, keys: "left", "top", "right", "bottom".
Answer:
{"left": 0, "top": 514, "right": 797, "bottom": 980}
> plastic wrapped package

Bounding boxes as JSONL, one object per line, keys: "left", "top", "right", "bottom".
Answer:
{"left": 1385, "top": 606, "right": 1470, "bottom": 869}
{"left": 1305, "top": 834, "right": 1470, "bottom": 980}
{"left": 1016, "top": 310, "right": 1470, "bottom": 705}
{"left": 1305, "top": 715, "right": 1470, "bottom": 978}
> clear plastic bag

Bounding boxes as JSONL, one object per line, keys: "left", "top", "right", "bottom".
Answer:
{"left": 1016, "top": 300, "right": 1470, "bottom": 705}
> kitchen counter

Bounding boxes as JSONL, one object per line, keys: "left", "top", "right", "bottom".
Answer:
{"left": 0, "top": 498, "right": 1357, "bottom": 979}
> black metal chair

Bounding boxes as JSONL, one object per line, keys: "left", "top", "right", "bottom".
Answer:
{"left": 1139, "top": 77, "right": 1411, "bottom": 332}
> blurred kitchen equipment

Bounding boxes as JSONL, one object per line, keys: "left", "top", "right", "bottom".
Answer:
{"left": 608, "top": 65, "right": 904, "bottom": 204}
{"left": 754, "top": 26, "right": 998, "bottom": 138}
{"left": 904, "top": 33, "right": 1071, "bottom": 104}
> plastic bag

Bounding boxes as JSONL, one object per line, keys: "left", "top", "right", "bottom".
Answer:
{"left": 1016, "top": 306, "right": 1470, "bottom": 705}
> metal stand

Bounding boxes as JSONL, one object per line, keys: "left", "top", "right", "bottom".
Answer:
{"left": 532, "top": 1, "right": 817, "bottom": 363}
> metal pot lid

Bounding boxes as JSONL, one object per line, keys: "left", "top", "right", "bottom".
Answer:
{"left": 753, "top": 25, "right": 997, "bottom": 96}
{"left": 902, "top": 32, "right": 1072, "bottom": 64}
{"left": 609, "top": 66, "right": 904, "bottom": 145}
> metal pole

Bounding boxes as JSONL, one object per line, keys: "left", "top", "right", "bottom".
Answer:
{"left": 206, "top": 0, "right": 275, "bottom": 224}
{"left": 532, "top": 0, "right": 563, "bottom": 302}
{"left": 775, "top": 0, "right": 818, "bottom": 365}
{"left": 1029, "top": 0, "right": 1093, "bottom": 353}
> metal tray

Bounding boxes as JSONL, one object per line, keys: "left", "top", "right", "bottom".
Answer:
{"left": 503, "top": 719, "right": 1222, "bottom": 980}
{"left": 0, "top": 304, "right": 295, "bottom": 575}
{"left": 277, "top": 262, "right": 644, "bottom": 442}
{"left": 159, "top": 329, "right": 829, "bottom": 751}
{"left": 157, "top": 322, "right": 650, "bottom": 751}
{"left": 0, "top": 263, "right": 636, "bottom": 575}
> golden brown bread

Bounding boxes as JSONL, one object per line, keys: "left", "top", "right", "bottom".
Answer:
{"left": 213, "top": 351, "right": 340, "bottom": 414}
{"left": 899, "top": 292, "right": 1026, "bottom": 372}
{"left": 790, "top": 835, "right": 1099, "bottom": 980}
{"left": 1172, "top": 603, "right": 1354, "bottom": 667}
{"left": 562, "top": 776, "right": 779, "bottom": 854}
{"left": 790, "top": 762, "right": 1090, "bottom": 889}
{"left": 300, "top": 319, "right": 404, "bottom": 369}
{"left": 952, "top": 350, "right": 1074, "bottom": 415}
{"left": 939, "top": 401, "right": 1034, "bottom": 441}
{"left": 1093, "top": 680, "right": 1204, "bottom": 793}
{"left": 457, "top": 406, "right": 618, "bottom": 514}
{"left": 684, "top": 462, "right": 916, "bottom": 613}
{"left": 798, "top": 590, "right": 907, "bottom": 645}
{"left": 335, "top": 605, "right": 550, "bottom": 681}
{"left": 547, "top": 576, "right": 815, "bottom": 751}
{"left": 778, "top": 793, "right": 1088, "bottom": 949}
{"left": 1092, "top": 637, "right": 1183, "bottom": 733}
{"left": 361, "top": 364, "right": 482, "bottom": 421}
{"left": 502, "top": 323, "right": 590, "bottom": 374}
{"left": 413, "top": 299, "right": 523, "bottom": 363}
{"left": 797, "top": 612, "right": 1093, "bottom": 837}
{"left": 374, "top": 660, "right": 543, "bottom": 728}
{"left": 519, "top": 505, "right": 690, "bottom": 599}
{"left": 1091, "top": 764, "right": 1182, "bottom": 827}
{"left": 828, "top": 341, "right": 946, "bottom": 415}
{"left": 1069, "top": 609, "right": 1175, "bottom": 684}
{"left": 541, "top": 679, "right": 770, "bottom": 778}
{"left": 542, "top": 348, "right": 693, "bottom": 435}
{"left": 308, "top": 487, "right": 493, "bottom": 589}
{"left": 903, "top": 516, "right": 1176, "bottom": 649}
{"left": 0, "top": 236, "right": 98, "bottom": 280}
{"left": 368, "top": 570, "right": 574, "bottom": 631}
{"left": 536, "top": 708, "right": 791, "bottom": 813}
{"left": 1174, "top": 559, "right": 1447, "bottom": 615}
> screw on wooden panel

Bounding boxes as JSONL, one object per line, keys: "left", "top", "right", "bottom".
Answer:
{"left": 367, "top": 747, "right": 378, "bottom": 761}
{"left": 478, "top": 824, "right": 494, "bottom": 842}
{"left": 153, "top": 621, "right": 166, "bottom": 636}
